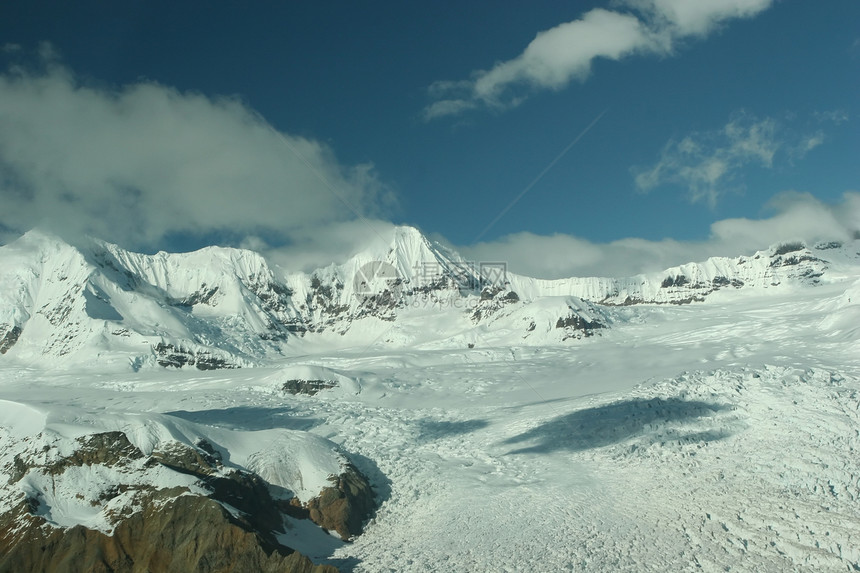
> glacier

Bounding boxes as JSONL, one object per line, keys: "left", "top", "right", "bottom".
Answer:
{"left": 1, "top": 226, "right": 860, "bottom": 571}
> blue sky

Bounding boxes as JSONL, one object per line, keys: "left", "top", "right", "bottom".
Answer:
{"left": 1, "top": 1, "right": 858, "bottom": 277}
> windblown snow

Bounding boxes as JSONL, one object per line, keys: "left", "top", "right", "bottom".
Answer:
{"left": 2, "top": 227, "right": 860, "bottom": 571}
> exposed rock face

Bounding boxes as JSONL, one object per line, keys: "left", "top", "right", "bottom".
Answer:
{"left": 61, "top": 431, "right": 144, "bottom": 468}
{"left": 555, "top": 309, "right": 606, "bottom": 340}
{"left": 306, "top": 463, "right": 376, "bottom": 540}
{"left": 0, "top": 324, "right": 20, "bottom": 354}
{"left": 154, "top": 342, "right": 238, "bottom": 370}
{"left": 281, "top": 379, "right": 338, "bottom": 396}
{"left": 150, "top": 439, "right": 221, "bottom": 476}
{"left": 470, "top": 286, "right": 521, "bottom": 322}
{"left": 3, "top": 228, "right": 843, "bottom": 369}
{"left": 0, "top": 494, "right": 337, "bottom": 573}
{"left": 168, "top": 285, "right": 220, "bottom": 308}
{"left": 1, "top": 429, "right": 378, "bottom": 572}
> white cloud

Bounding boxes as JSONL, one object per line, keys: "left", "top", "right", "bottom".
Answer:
{"left": 255, "top": 219, "right": 398, "bottom": 274}
{"left": 473, "top": 9, "right": 652, "bottom": 102}
{"left": 425, "top": 0, "right": 774, "bottom": 118}
{"left": 630, "top": 0, "right": 774, "bottom": 37}
{"left": 423, "top": 99, "right": 477, "bottom": 122}
{"left": 459, "top": 191, "right": 860, "bottom": 279}
{"left": 0, "top": 52, "right": 393, "bottom": 250}
{"left": 813, "top": 109, "right": 850, "bottom": 125}
{"left": 634, "top": 113, "right": 822, "bottom": 205}
{"left": 800, "top": 132, "right": 825, "bottom": 153}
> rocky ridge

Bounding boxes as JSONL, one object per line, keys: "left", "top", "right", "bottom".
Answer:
{"left": 0, "top": 230, "right": 847, "bottom": 369}
{"left": 507, "top": 240, "right": 835, "bottom": 306}
{"left": 0, "top": 403, "right": 377, "bottom": 573}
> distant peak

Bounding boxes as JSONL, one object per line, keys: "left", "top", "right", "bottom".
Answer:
{"left": 3, "top": 228, "right": 83, "bottom": 256}
{"left": 15, "top": 227, "right": 63, "bottom": 243}
{"left": 390, "top": 225, "right": 430, "bottom": 244}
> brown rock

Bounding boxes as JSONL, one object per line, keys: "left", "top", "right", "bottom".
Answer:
{"left": 306, "top": 463, "right": 375, "bottom": 540}
{"left": 0, "top": 494, "right": 338, "bottom": 573}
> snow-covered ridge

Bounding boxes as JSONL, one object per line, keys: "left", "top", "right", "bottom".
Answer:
{"left": 2, "top": 228, "right": 860, "bottom": 570}
{"left": 0, "top": 399, "right": 348, "bottom": 514}
{"left": 508, "top": 240, "right": 843, "bottom": 305}
{"left": 0, "top": 396, "right": 377, "bottom": 569}
{"left": 0, "top": 228, "right": 854, "bottom": 369}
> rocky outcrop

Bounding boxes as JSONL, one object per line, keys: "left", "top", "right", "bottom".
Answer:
{"left": 45, "top": 431, "right": 145, "bottom": 474}
{"left": 281, "top": 379, "right": 338, "bottom": 396}
{"left": 153, "top": 342, "right": 238, "bottom": 370}
{"left": 1, "top": 430, "right": 379, "bottom": 572}
{"left": 470, "top": 286, "right": 521, "bottom": 322}
{"left": 306, "top": 463, "right": 376, "bottom": 540}
{"left": 169, "top": 285, "right": 220, "bottom": 308}
{"left": 150, "top": 439, "right": 376, "bottom": 546}
{"left": 0, "top": 494, "right": 337, "bottom": 573}
{"left": 151, "top": 441, "right": 298, "bottom": 549}
{"left": 0, "top": 324, "right": 21, "bottom": 354}
{"left": 555, "top": 309, "right": 606, "bottom": 340}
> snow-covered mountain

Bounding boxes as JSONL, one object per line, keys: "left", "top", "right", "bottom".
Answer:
{"left": 3, "top": 226, "right": 860, "bottom": 571}
{"left": 0, "top": 396, "right": 374, "bottom": 572}
{"left": 0, "top": 227, "right": 853, "bottom": 370}
{"left": 508, "top": 239, "right": 840, "bottom": 305}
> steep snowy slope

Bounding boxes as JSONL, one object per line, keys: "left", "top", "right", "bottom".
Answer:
{"left": 0, "top": 230, "right": 295, "bottom": 369}
{"left": 1, "top": 228, "right": 856, "bottom": 370}
{"left": 2, "top": 268, "right": 859, "bottom": 570}
{"left": 508, "top": 240, "right": 845, "bottom": 305}
{"left": 2, "top": 228, "right": 860, "bottom": 571}
{"left": 0, "top": 227, "right": 606, "bottom": 367}
{"left": 0, "top": 398, "right": 376, "bottom": 571}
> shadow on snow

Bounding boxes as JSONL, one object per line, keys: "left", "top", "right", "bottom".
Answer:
{"left": 415, "top": 418, "right": 490, "bottom": 441}
{"left": 503, "top": 397, "right": 735, "bottom": 455}
{"left": 164, "top": 406, "right": 321, "bottom": 432}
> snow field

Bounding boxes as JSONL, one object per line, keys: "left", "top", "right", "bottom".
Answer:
{"left": 1, "top": 237, "right": 860, "bottom": 570}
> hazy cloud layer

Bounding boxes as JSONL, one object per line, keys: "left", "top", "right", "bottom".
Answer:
{"left": 633, "top": 113, "right": 826, "bottom": 205}
{"left": 246, "top": 219, "right": 399, "bottom": 274}
{"left": 459, "top": 191, "right": 860, "bottom": 279}
{"left": 0, "top": 52, "right": 392, "bottom": 250}
{"left": 425, "top": 0, "right": 774, "bottom": 119}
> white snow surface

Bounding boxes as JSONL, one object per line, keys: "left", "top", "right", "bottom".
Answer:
{"left": 0, "top": 397, "right": 349, "bottom": 534}
{"left": 0, "top": 228, "right": 842, "bottom": 370}
{"left": 1, "top": 230, "right": 860, "bottom": 570}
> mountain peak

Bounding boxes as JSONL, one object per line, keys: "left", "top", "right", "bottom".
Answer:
{"left": 329, "top": 224, "right": 461, "bottom": 285}
{"left": 2, "top": 225, "right": 857, "bottom": 369}
{"left": 7, "top": 227, "right": 76, "bottom": 254}
{"left": 391, "top": 224, "right": 428, "bottom": 243}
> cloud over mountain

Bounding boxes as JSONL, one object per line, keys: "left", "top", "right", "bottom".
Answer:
{"left": 459, "top": 191, "right": 860, "bottom": 279}
{"left": 0, "top": 48, "right": 392, "bottom": 250}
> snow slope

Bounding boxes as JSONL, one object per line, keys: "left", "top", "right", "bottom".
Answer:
{"left": 1, "top": 228, "right": 849, "bottom": 371}
{"left": 2, "top": 230, "right": 860, "bottom": 571}
{"left": 507, "top": 239, "right": 838, "bottom": 305}
{"left": 0, "top": 398, "right": 350, "bottom": 533}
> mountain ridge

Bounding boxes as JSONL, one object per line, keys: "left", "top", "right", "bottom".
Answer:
{"left": 0, "top": 227, "right": 854, "bottom": 369}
